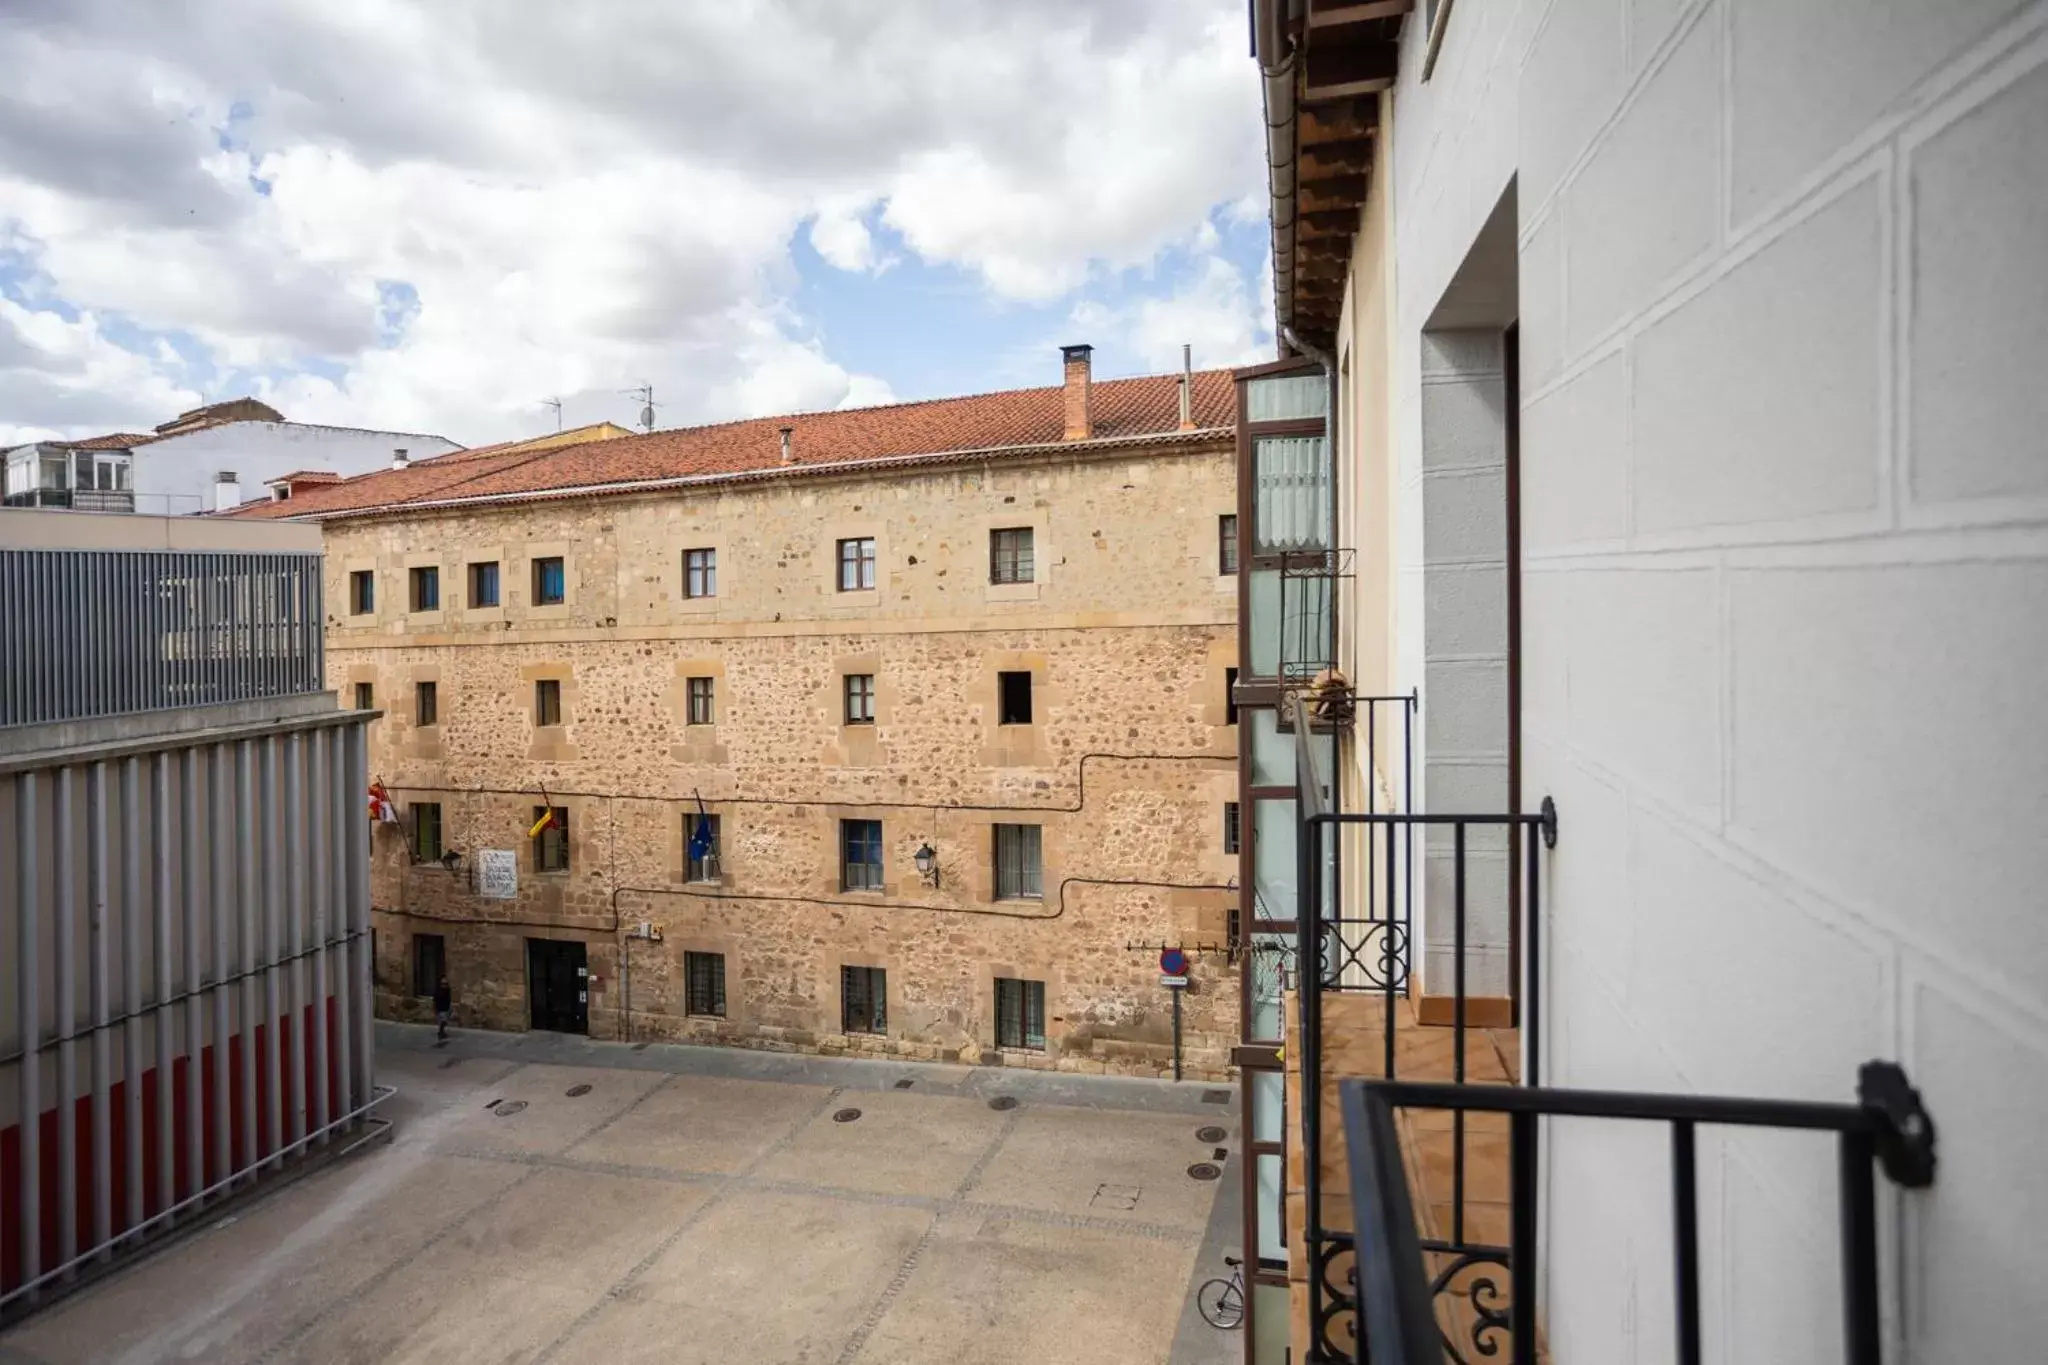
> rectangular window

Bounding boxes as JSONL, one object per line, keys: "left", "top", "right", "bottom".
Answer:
{"left": 844, "top": 673, "right": 875, "bottom": 725}
{"left": 837, "top": 537, "right": 876, "bottom": 592}
{"left": 349, "top": 570, "right": 375, "bottom": 615}
{"left": 414, "top": 801, "right": 443, "bottom": 863}
{"left": 993, "top": 823, "right": 1043, "bottom": 899}
{"left": 1225, "top": 666, "right": 1239, "bottom": 726}
{"left": 535, "top": 678, "right": 562, "bottom": 727}
{"left": 686, "top": 676, "right": 715, "bottom": 725}
{"left": 994, "top": 978, "right": 1046, "bottom": 1050}
{"left": 841, "top": 965, "right": 887, "bottom": 1034}
{"left": 354, "top": 682, "right": 374, "bottom": 710}
{"left": 468, "top": 560, "right": 500, "bottom": 608}
{"left": 1224, "top": 802, "right": 1241, "bottom": 856}
{"left": 409, "top": 565, "right": 439, "bottom": 612}
{"left": 415, "top": 680, "right": 438, "bottom": 727}
{"left": 684, "top": 548, "right": 717, "bottom": 599}
{"left": 686, "top": 812, "right": 721, "bottom": 882}
{"left": 685, "top": 951, "right": 727, "bottom": 1018}
{"left": 998, "top": 670, "right": 1032, "bottom": 726}
{"left": 532, "top": 555, "right": 566, "bottom": 606}
{"left": 841, "top": 819, "right": 883, "bottom": 891}
{"left": 989, "top": 527, "right": 1035, "bottom": 584}
{"left": 1219, "top": 514, "right": 1239, "bottom": 575}
{"left": 534, "top": 806, "right": 569, "bottom": 872}
{"left": 412, "top": 933, "right": 445, "bottom": 998}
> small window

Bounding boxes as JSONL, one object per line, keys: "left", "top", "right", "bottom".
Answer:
{"left": 468, "top": 561, "right": 500, "bottom": 608}
{"left": 686, "top": 676, "right": 715, "bottom": 725}
{"left": 1219, "top": 514, "right": 1239, "bottom": 576}
{"left": 409, "top": 565, "right": 439, "bottom": 612}
{"left": 354, "top": 682, "right": 375, "bottom": 710}
{"left": 995, "top": 977, "right": 1046, "bottom": 1050}
{"left": 412, "top": 933, "right": 445, "bottom": 998}
{"left": 989, "top": 527, "right": 1035, "bottom": 584}
{"left": 535, "top": 678, "right": 562, "bottom": 727}
{"left": 841, "top": 819, "right": 883, "bottom": 891}
{"left": 415, "top": 681, "right": 438, "bottom": 727}
{"left": 349, "top": 570, "right": 375, "bottom": 615}
{"left": 998, "top": 671, "right": 1032, "bottom": 726}
{"left": 414, "top": 801, "right": 443, "bottom": 862}
{"left": 686, "top": 951, "right": 727, "bottom": 1017}
{"left": 532, "top": 556, "right": 566, "bottom": 606}
{"left": 841, "top": 965, "right": 887, "bottom": 1034}
{"left": 993, "top": 823, "right": 1043, "bottom": 899}
{"left": 533, "top": 806, "right": 569, "bottom": 872}
{"left": 837, "top": 537, "right": 876, "bottom": 592}
{"left": 1225, "top": 667, "right": 1239, "bottom": 726}
{"left": 1224, "top": 802, "right": 1241, "bottom": 856}
{"left": 684, "top": 548, "right": 717, "bottom": 599}
{"left": 686, "top": 811, "right": 721, "bottom": 882}
{"left": 844, "top": 673, "right": 875, "bottom": 725}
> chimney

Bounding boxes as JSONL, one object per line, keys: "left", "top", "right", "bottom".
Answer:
{"left": 778, "top": 426, "right": 795, "bottom": 465}
{"left": 214, "top": 470, "right": 240, "bottom": 513}
{"left": 391, "top": 447, "right": 410, "bottom": 471}
{"left": 1179, "top": 343, "right": 1195, "bottom": 431}
{"left": 1061, "top": 344, "right": 1093, "bottom": 441}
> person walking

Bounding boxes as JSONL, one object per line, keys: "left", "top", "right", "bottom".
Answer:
{"left": 434, "top": 974, "right": 453, "bottom": 1041}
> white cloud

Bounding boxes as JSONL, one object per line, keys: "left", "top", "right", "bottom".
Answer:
{"left": 1070, "top": 248, "right": 1273, "bottom": 375}
{"left": 0, "top": 298, "right": 202, "bottom": 443}
{"left": 0, "top": 0, "right": 1263, "bottom": 443}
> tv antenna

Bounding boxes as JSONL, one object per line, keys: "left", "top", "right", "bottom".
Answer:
{"left": 622, "top": 384, "right": 658, "bottom": 433}
{"left": 540, "top": 396, "right": 563, "bottom": 432}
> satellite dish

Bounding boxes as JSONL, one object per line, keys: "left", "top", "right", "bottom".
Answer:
{"left": 640, "top": 405, "right": 655, "bottom": 430}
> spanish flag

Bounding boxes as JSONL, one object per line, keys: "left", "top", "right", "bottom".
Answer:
{"left": 528, "top": 807, "right": 559, "bottom": 840}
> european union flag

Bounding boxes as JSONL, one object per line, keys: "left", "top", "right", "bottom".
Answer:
{"left": 688, "top": 814, "right": 715, "bottom": 861}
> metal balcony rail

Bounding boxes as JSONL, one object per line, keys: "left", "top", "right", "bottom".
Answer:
{"left": 3, "top": 490, "right": 137, "bottom": 514}
{"left": 1291, "top": 690, "right": 1557, "bottom": 1362}
{"left": 0, "top": 549, "right": 325, "bottom": 729}
{"left": 1340, "top": 1062, "right": 1938, "bottom": 1365}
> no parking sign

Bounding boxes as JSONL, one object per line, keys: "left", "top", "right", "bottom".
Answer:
{"left": 1159, "top": 947, "right": 1188, "bottom": 987}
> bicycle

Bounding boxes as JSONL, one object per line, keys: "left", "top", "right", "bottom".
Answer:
{"left": 1196, "top": 1256, "right": 1245, "bottom": 1330}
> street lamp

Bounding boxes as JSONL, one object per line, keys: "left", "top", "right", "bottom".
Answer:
{"left": 913, "top": 842, "right": 939, "bottom": 887}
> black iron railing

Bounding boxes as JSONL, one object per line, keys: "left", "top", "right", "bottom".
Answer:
{"left": 1291, "top": 690, "right": 1557, "bottom": 1362}
{"left": 1340, "top": 1062, "right": 1938, "bottom": 1365}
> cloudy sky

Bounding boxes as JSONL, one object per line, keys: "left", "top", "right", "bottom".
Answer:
{"left": 0, "top": 0, "right": 1271, "bottom": 447}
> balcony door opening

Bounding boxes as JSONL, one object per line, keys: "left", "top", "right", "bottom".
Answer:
{"left": 1417, "top": 183, "right": 1521, "bottom": 1025}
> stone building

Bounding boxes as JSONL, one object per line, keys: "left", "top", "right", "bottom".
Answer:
{"left": 240, "top": 348, "right": 1244, "bottom": 1079}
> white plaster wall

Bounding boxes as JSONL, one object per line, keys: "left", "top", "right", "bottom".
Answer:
{"left": 130, "top": 423, "right": 460, "bottom": 512}
{"left": 1377, "top": 0, "right": 2048, "bottom": 1358}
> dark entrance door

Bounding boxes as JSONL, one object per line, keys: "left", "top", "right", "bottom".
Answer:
{"left": 526, "top": 938, "right": 588, "bottom": 1034}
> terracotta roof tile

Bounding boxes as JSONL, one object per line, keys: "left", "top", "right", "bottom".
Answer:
{"left": 52, "top": 432, "right": 154, "bottom": 451}
{"left": 235, "top": 369, "right": 1236, "bottom": 521}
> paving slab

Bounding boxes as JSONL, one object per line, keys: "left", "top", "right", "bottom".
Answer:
{"left": 754, "top": 1088, "right": 1009, "bottom": 1198}
{"left": 965, "top": 1104, "right": 1223, "bottom": 1232}
{"left": 856, "top": 1213, "right": 1197, "bottom": 1365}
{"left": 563, "top": 1074, "right": 830, "bottom": 1175}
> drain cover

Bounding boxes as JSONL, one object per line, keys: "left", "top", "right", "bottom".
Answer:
{"left": 1196, "top": 1125, "right": 1227, "bottom": 1144}
{"left": 495, "top": 1100, "right": 529, "bottom": 1118}
{"left": 893, "top": 1078, "right": 915, "bottom": 1090}
{"left": 988, "top": 1095, "right": 1019, "bottom": 1111}
{"left": 833, "top": 1107, "right": 863, "bottom": 1123}
{"left": 1187, "top": 1162, "right": 1222, "bottom": 1181}
{"left": 1213, "top": 1146, "right": 1229, "bottom": 1161}
{"left": 565, "top": 1084, "right": 592, "bottom": 1098}
{"left": 1202, "top": 1089, "right": 1231, "bottom": 1105}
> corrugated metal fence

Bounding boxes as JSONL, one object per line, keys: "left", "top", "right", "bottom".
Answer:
{"left": 0, "top": 550, "right": 325, "bottom": 729}
{"left": 1, "top": 713, "right": 385, "bottom": 1314}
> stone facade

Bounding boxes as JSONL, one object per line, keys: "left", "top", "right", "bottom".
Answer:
{"left": 332, "top": 442, "right": 1242, "bottom": 1078}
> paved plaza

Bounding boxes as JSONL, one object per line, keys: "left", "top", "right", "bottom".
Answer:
{"left": 1, "top": 1025, "right": 1241, "bottom": 1365}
